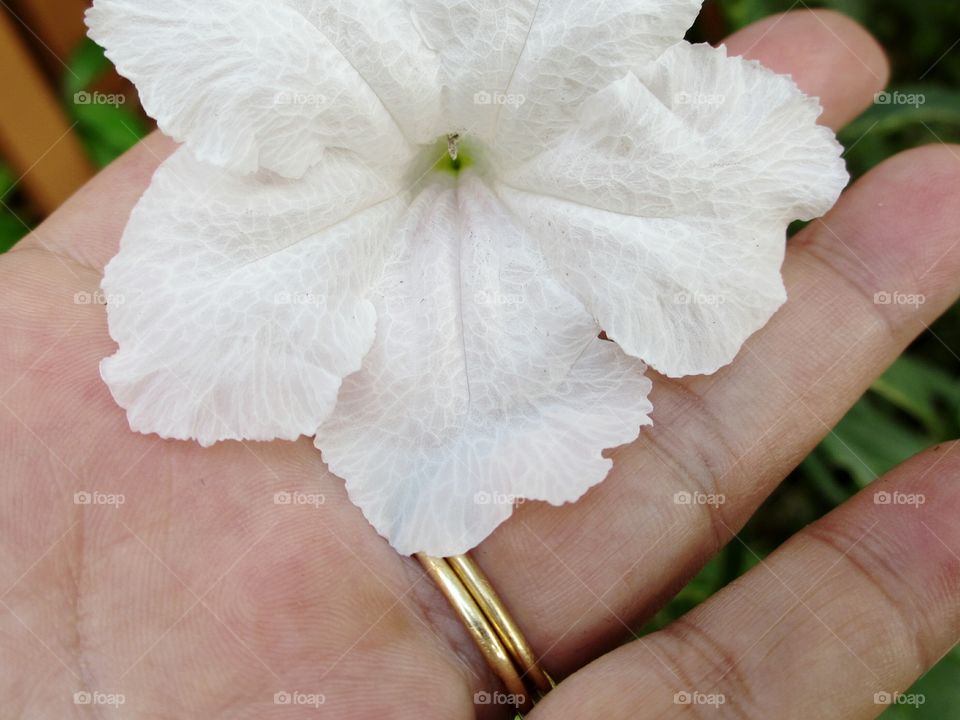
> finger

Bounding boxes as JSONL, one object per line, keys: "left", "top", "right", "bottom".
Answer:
{"left": 528, "top": 442, "right": 960, "bottom": 719}
{"left": 15, "top": 131, "right": 176, "bottom": 272}
{"left": 479, "top": 139, "right": 960, "bottom": 676}
{"left": 723, "top": 9, "right": 890, "bottom": 131}
{"left": 477, "top": 12, "right": 912, "bottom": 674}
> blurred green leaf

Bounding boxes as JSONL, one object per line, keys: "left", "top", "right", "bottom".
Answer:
{"left": 63, "top": 39, "right": 115, "bottom": 98}
{"left": 842, "top": 86, "right": 960, "bottom": 139}
{"left": 800, "top": 449, "right": 852, "bottom": 506}
{"left": 871, "top": 355, "right": 960, "bottom": 436}
{"left": 0, "top": 213, "right": 26, "bottom": 253}
{"left": 0, "top": 163, "right": 29, "bottom": 251}
{"left": 71, "top": 102, "right": 148, "bottom": 166}
{"left": 880, "top": 647, "right": 960, "bottom": 719}
{"left": 0, "top": 163, "right": 16, "bottom": 198}
{"left": 641, "top": 555, "right": 728, "bottom": 633}
{"left": 819, "top": 399, "right": 931, "bottom": 488}
{"left": 63, "top": 39, "right": 148, "bottom": 169}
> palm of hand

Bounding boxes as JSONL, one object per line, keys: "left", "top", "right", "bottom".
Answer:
{"left": 3, "top": 11, "right": 960, "bottom": 720}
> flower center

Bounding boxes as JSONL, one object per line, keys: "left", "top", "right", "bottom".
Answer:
{"left": 436, "top": 133, "right": 474, "bottom": 175}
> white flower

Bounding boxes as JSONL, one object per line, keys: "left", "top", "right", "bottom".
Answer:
{"left": 87, "top": 0, "right": 847, "bottom": 556}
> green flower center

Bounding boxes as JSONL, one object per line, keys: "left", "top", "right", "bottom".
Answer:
{"left": 435, "top": 133, "right": 475, "bottom": 175}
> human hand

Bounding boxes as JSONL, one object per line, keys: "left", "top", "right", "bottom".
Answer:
{"left": 1, "top": 9, "right": 958, "bottom": 719}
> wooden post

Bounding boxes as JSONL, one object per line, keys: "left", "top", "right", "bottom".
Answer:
{"left": 7, "top": 0, "right": 89, "bottom": 69}
{"left": 0, "top": 8, "right": 94, "bottom": 216}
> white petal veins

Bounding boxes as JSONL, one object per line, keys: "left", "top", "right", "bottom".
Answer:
{"left": 101, "top": 148, "right": 413, "bottom": 446}
{"left": 86, "top": 0, "right": 430, "bottom": 177}
{"left": 294, "top": 0, "right": 445, "bottom": 143}
{"left": 406, "top": 0, "right": 541, "bottom": 137}
{"left": 482, "top": 0, "right": 704, "bottom": 159}
{"left": 498, "top": 43, "right": 848, "bottom": 377}
{"left": 317, "top": 176, "right": 653, "bottom": 557}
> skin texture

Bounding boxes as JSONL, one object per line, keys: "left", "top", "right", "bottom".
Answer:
{"left": 1, "top": 9, "right": 958, "bottom": 719}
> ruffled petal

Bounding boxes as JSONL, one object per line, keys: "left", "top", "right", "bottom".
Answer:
{"left": 297, "top": 0, "right": 445, "bottom": 143}
{"left": 406, "top": 0, "right": 543, "bottom": 138}
{"left": 317, "top": 175, "right": 652, "bottom": 556}
{"left": 409, "top": 0, "right": 700, "bottom": 149}
{"left": 86, "top": 0, "right": 431, "bottom": 177}
{"left": 477, "top": 0, "right": 703, "bottom": 158}
{"left": 101, "top": 148, "right": 413, "bottom": 446}
{"left": 499, "top": 43, "right": 848, "bottom": 377}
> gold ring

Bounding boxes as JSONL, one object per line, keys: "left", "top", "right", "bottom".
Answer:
{"left": 416, "top": 553, "right": 553, "bottom": 708}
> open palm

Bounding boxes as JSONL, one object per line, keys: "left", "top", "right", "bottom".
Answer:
{"left": 2, "top": 10, "right": 959, "bottom": 719}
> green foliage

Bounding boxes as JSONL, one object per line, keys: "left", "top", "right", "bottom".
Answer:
{"left": 0, "top": 163, "right": 26, "bottom": 253}
{"left": 63, "top": 40, "right": 149, "bottom": 168}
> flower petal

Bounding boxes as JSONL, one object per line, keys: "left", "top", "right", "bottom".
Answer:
{"left": 499, "top": 43, "right": 848, "bottom": 377}
{"left": 298, "top": 0, "right": 446, "bottom": 143}
{"left": 101, "top": 148, "right": 412, "bottom": 446}
{"left": 409, "top": 0, "right": 700, "bottom": 145}
{"left": 317, "top": 175, "right": 652, "bottom": 556}
{"left": 86, "top": 0, "right": 429, "bottom": 177}
{"left": 478, "top": 0, "right": 703, "bottom": 157}
{"left": 407, "top": 0, "right": 544, "bottom": 136}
